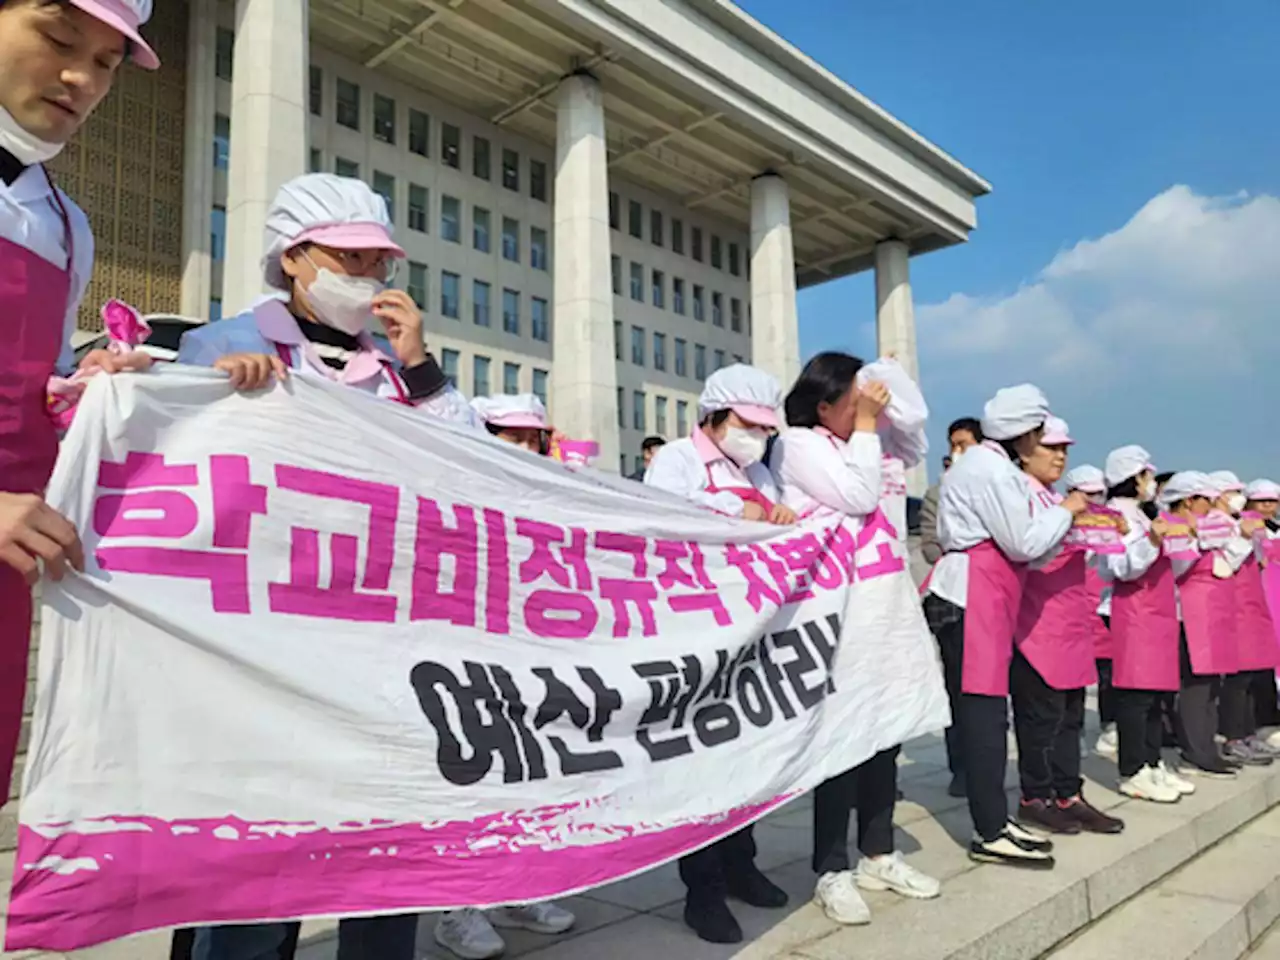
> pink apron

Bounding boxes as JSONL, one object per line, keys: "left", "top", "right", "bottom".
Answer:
{"left": 1232, "top": 558, "right": 1279, "bottom": 671}
{"left": 961, "top": 540, "right": 1028, "bottom": 697}
{"left": 1176, "top": 551, "right": 1237, "bottom": 676}
{"left": 1111, "top": 555, "right": 1180, "bottom": 691}
{"left": 0, "top": 171, "right": 75, "bottom": 791}
{"left": 1014, "top": 549, "right": 1098, "bottom": 690}
{"left": 704, "top": 467, "right": 774, "bottom": 515}
{"left": 1086, "top": 563, "right": 1114, "bottom": 659}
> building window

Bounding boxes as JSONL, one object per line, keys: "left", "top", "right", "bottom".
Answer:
{"left": 613, "top": 320, "right": 622, "bottom": 360}
{"left": 628, "top": 200, "right": 642, "bottom": 238}
{"left": 673, "top": 277, "right": 685, "bottom": 315}
{"left": 441, "top": 123, "right": 460, "bottom": 168}
{"left": 473, "top": 136, "right": 491, "bottom": 179}
{"left": 616, "top": 387, "right": 625, "bottom": 429}
{"left": 651, "top": 269, "right": 664, "bottom": 309}
{"left": 531, "top": 297, "right": 549, "bottom": 342}
{"left": 407, "top": 261, "right": 428, "bottom": 308}
{"left": 532, "top": 369, "right": 548, "bottom": 405}
{"left": 710, "top": 235, "right": 723, "bottom": 269}
{"left": 677, "top": 399, "right": 689, "bottom": 436}
{"left": 650, "top": 209, "right": 663, "bottom": 246}
{"left": 730, "top": 297, "right": 743, "bottom": 333}
{"left": 209, "top": 298, "right": 223, "bottom": 323}
{"left": 309, "top": 65, "right": 323, "bottom": 116}
{"left": 335, "top": 157, "right": 359, "bottom": 178}
{"left": 210, "top": 205, "right": 226, "bottom": 261}
{"left": 629, "top": 262, "right": 643, "bottom": 302}
{"left": 530, "top": 159, "right": 548, "bottom": 202}
{"left": 440, "top": 195, "right": 461, "bottom": 243}
{"left": 631, "top": 325, "right": 645, "bottom": 366}
{"left": 372, "top": 171, "right": 395, "bottom": 222}
{"left": 309, "top": 148, "right": 322, "bottom": 173}
{"left": 212, "top": 113, "right": 230, "bottom": 169}
{"left": 653, "top": 332, "right": 667, "bottom": 371}
{"left": 441, "top": 348, "right": 459, "bottom": 386}
{"left": 672, "top": 218, "right": 684, "bottom": 255}
{"left": 473, "top": 207, "right": 491, "bottom": 253}
{"left": 712, "top": 291, "right": 724, "bottom": 327}
{"left": 728, "top": 243, "right": 741, "bottom": 276}
{"left": 501, "top": 217, "right": 520, "bottom": 262}
{"left": 692, "top": 285, "right": 705, "bottom": 322}
{"left": 656, "top": 396, "right": 668, "bottom": 436}
{"left": 336, "top": 78, "right": 360, "bottom": 130}
{"left": 373, "top": 94, "right": 395, "bottom": 144}
{"left": 695, "top": 344, "right": 707, "bottom": 380}
{"left": 502, "top": 288, "right": 520, "bottom": 335}
{"left": 473, "top": 280, "right": 491, "bottom": 327}
{"left": 473, "top": 356, "right": 491, "bottom": 398}
{"left": 530, "top": 227, "right": 548, "bottom": 271}
{"left": 409, "top": 109, "right": 429, "bottom": 157}
{"left": 610, "top": 255, "right": 621, "bottom": 295}
{"left": 502, "top": 148, "right": 519, "bottom": 191}
{"left": 503, "top": 362, "right": 520, "bottom": 395}
{"left": 633, "top": 391, "right": 645, "bottom": 431}
{"left": 441, "top": 271, "right": 460, "bottom": 319}
{"left": 608, "top": 191, "right": 620, "bottom": 230}
{"left": 408, "top": 185, "right": 428, "bottom": 233}
{"left": 675, "top": 338, "right": 687, "bottom": 377}
{"left": 215, "top": 27, "right": 234, "bottom": 81}
{"left": 691, "top": 226, "right": 704, "bottom": 262}
{"left": 714, "top": 348, "right": 726, "bottom": 371}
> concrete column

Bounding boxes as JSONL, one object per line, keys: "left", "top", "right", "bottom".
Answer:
{"left": 749, "top": 174, "right": 801, "bottom": 389}
{"left": 874, "top": 239, "right": 926, "bottom": 495}
{"left": 179, "top": 0, "right": 217, "bottom": 320}
{"left": 221, "top": 0, "right": 309, "bottom": 314}
{"left": 551, "top": 73, "right": 619, "bottom": 468}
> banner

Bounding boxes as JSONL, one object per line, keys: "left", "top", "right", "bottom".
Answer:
{"left": 6, "top": 370, "right": 949, "bottom": 951}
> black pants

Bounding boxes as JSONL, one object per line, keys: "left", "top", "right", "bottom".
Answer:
{"left": 680, "top": 826, "right": 757, "bottom": 903}
{"left": 1220, "top": 671, "right": 1257, "bottom": 741}
{"left": 1175, "top": 631, "right": 1222, "bottom": 768}
{"left": 811, "top": 746, "right": 900, "bottom": 874}
{"left": 181, "top": 916, "right": 414, "bottom": 960}
{"left": 1252, "top": 670, "right": 1280, "bottom": 727}
{"left": 1114, "top": 687, "right": 1164, "bottom": 778}
{"left": 1096, "top": 658, "right": 1118, "bottom": 726}
{"left": 929, "top": 599, "right": 1009, "bottom": 842}
{"left": 1009, "top": 651, "right": 1084, "bottom": 801}
{"left": 336, "top": 915, "right": 420, "bottom": 960}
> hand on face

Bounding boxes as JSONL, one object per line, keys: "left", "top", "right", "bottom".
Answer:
{"left": 854, "top": 381, "right": 890, "bottom": 430}
{"left": 373, "top": 289, "right": 427, "bottom": 367}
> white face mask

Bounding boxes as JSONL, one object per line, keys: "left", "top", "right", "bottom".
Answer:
{"left": 1227, "top": 492, "right": 1247, "bottom": 514}
{"left": 719, "top": 426, "right": 769, "bottom": 467}
{"left": 0, "top": 105, "right": 64, "bottom": 165}
{"left": 304, "top": 268, "right": 384, "bottom": 336}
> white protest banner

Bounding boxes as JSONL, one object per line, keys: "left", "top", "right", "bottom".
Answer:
{"left": 6, "top": 369, "right": 949, "bottom": 952}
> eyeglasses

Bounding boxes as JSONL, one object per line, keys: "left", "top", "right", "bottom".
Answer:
{"left": 305, "top": 246, "right": 399, "bottom": 283}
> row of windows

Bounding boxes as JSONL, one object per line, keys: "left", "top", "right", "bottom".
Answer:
{"left": 440, "top": 350, "right": 549, "bottom": 403}
{"left": 613, "top": 322, "right": 742, "bottom": 381}
{"left": 609, "top": 192, "right": 746, "bottom": 278}
{"left": 403, "top": 265, "right": 550, "bottom": 341}
{"left": 616, "top": 389, "right": 691, "bottom": 439}
{"left": 610, "top": 256, "right": 748, "bottom": 331}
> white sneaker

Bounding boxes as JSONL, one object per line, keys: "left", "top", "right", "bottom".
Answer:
{"left": 1095, "top": 727, "right": 1118, "bottom": 759}
{"left": 1263, "top": 727, "right": 1280, "bottom": 750}
{"left": 814, "top": 870, "right": 871, "bottom": 925}
{"left": 1157, "top": 760, "right": 1196, "bottom": 796}
{"left": 1119, "top": 766, "right": 1180, "bottom": 804}
{"left": 488, "top": 901, "right": 575, "bottom": 935}
{"left": 435, "top": 908, "right": 506, "bottom": 960}
{"left": 855, "top": 851, "right": 941, "bottom": 899}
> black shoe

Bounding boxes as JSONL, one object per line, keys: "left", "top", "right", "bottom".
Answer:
{"left": 1059, "top": 795, "right": 1125, "bottom": 835}
{"left": 1182, "top": 752, "right": 1238, "bottom": 778}
{"left": 948, "top": 774, "right": 967, "bottom": 798}
{"left": 969, "top": 826, "right": 1055, "bottom": 870}
{"left": 1016, "top": 799, "right": 1081, "bottom": 835}
{"left": 683, "top": 897, "right": 743, "bottom": 944}
{"left": 726, "top": 865, "right": 789, "bottom": 909}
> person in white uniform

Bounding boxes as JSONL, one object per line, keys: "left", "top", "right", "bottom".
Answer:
{"left": 644, "top": 363, "right": 793, "bottom": 945}
{"left": 770, "top": 351, "right": 940, "bottom": 926}
{"left": 922, "top": 385, "right": 1088, "bottom": 869}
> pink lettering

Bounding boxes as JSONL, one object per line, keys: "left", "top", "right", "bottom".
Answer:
{"left": 516, "top": 520, "right": 591, "bottom": 590}
{"left": 667, "top": 592, "right": 733, "bottom": 626}
{"left": 594, "top": 532, "right": 648, "bottom": 577}
{"left": 598, "top": 579, "right": 659, "bottom": 636}
{"left": 484, "top": 509, "right": 511, "bottom": 634}
{"left": 524, "top": 591, "right": 599, "bottom": 639}
{"left": 854, "top": 509, "right": 906, "bottom": 581}
{"left": 93, "top": 490, "right": 198, "bottom": 539}
{"left": 724, "top": 544, "right": 783, "bottom": 613}
{"left": 97, "top": 451, "right": 198, "bottom": 489}
{"left": 97, "top": 546, "right": 249, "bottom": 613}
{"left": 410, "top": 499, "right": 479, "bottom": 626}
{"left": 210, "top": 455, "right": 267, "bottom": 549}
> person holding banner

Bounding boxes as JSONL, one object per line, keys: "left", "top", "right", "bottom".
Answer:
{"left": 770, "top": 351, "right": 941, "bottom": 925}
{"left": 644, "top": 363, "right": 793, "bottom": 944}
{"left": 1009, "top": 420, "right": 1125, "bottom": 837}
{"left": 923, "top": 385, "right": 1089, "bottom": 869}
{"left": 1243, "top": 480, "right": 1280, "bottom": 732}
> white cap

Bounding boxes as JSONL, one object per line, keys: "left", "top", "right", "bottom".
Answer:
{"left": 980, "top": 384, "right": 1050, "bottom": 441}
{"left": 697, "top": 364, "right": 782, "bottom": 429}
{"left": 1245, "top": 479, "right": 1280, "bottom": 502}
{"left": 1158, "top": 471, "right": 1217, "bottom": 509}
{"left": 471, "top": 394, "right": 550, "bottom": 430}
{"left": 1208, "top": 470, "right": 1244, "bottom": 493}
{"left": 855, "top": 357, "right": 928, "bottom": 433}
{"left": 1041, "top": 416, "right": 1074, "bottom": 446}
{"left": 262, "top": 174, "right": 405, "bottom": 291}
{"left": 1063, "top": 465, "right": 1105, "bottom": 494}
{"left": 1104, "top": 445, "right": 1153, "bottom": 487}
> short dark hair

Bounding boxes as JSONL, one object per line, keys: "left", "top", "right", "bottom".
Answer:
{"left": 947, "top": 417, "right": 983, "bottom": 442}
{"left": 641, "top": 436, "right": 666, "bottom": 452}
{"left": 784, "top": 351, "right": 865, "bottom": 428}
{"left": 1107, "top": 477, "right": 1141, "bottom": 500}
{"left": 1155, "top": 471, "right": 1175, "bottom": 487}
{"left": 699, "top": 409, "right": 732, "bottom": 429}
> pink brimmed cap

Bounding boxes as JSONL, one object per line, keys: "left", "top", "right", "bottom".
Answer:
{"left": 1041, "top": 415, "right": 1074, "bottom": 446}
{"left": 71, "top": 0, "right": 160, "bottom": 70}
{"left": 291, "top": 222, "right": 405, "bottom": 257}
{"left": 471, "top": 395, "right": 550, "bottom": 431}
{"left": 699, "top": 364, "right": 782, "bottom": 429}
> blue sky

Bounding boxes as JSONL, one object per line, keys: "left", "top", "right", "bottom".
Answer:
{"left": 738, "top": 0, "right": 1280, "bottom": 483}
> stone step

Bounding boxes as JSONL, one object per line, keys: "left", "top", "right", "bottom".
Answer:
{"left": 1249, "top": 917, "right": 1280, "bottom": 958}
{"left": 1044, "top": 803, "right": 1280, "bottom": 960}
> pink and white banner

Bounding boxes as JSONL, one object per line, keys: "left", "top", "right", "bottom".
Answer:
{"left": 7, "top": 369, "right": 949, "bottom": 951}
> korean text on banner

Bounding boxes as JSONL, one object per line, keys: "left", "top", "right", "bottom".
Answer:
{"left": 6, "top": 369, "right": 949, "bottom": 952}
